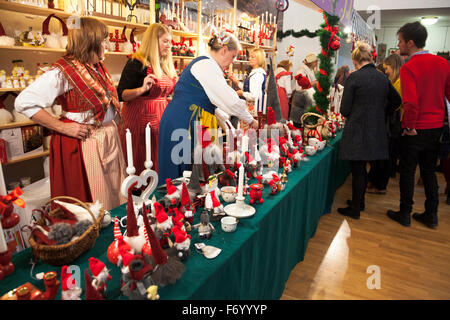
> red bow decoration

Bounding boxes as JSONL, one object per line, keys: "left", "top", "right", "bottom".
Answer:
{"left": 319, "top": 69, "right": 328, "bottom": 76}
{"left": 322, "top": 12, "right": 340, "bottom": 51}
{"left": 1, "top": 187, "right": 26, "bottom": 210}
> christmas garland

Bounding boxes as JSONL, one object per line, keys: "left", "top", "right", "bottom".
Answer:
{"left": 307, "top": 11, "right": 341, "bottom": 117}
{"left": 277, "top": 29, "right": 319, "bottom": 40}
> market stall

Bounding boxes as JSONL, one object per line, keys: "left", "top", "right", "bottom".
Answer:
{"left": 0, "top": 0, "right": 353, "bottom": 300}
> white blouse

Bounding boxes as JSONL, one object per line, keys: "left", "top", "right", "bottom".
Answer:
{"left": 237, "top": 67, "right": 266, "bottom": 102}
{"left": 275, "top": 67, "right": 293, "bottom": 98}
{"left": 15, "top": 68, "right": 116, "bottom": 124}
{"left": 190, "top": 54, "right": 254, "bottom": 125}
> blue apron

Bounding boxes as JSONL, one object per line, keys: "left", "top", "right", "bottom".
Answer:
{"left": 158, "top": 56, "right": 217, "bottom": 184}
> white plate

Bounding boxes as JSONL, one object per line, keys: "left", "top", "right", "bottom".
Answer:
{"left": 224, "top": 203, "right": 256, "bottom": 218}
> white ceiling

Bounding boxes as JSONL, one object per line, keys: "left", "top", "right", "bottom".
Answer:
{"left": 358, "top": 7, "right": 450, "bottom": 28}
{"left": 354, "top": 0, "right": 450, "bottom": 11}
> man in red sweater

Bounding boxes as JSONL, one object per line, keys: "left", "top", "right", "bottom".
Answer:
{"left": 387, "top": 22, "right": 450, "bottom": 229}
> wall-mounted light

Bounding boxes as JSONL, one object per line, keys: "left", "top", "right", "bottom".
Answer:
{"left": 344, "top": 26, "right": 352, "bottom": 34}
{"left": 421, "top": 16, "right": 439, "bottom": 26}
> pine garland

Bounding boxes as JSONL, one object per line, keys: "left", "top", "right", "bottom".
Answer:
{"left": 307, "top": 11, "right": 341, "bottom": 116}
{"left": 277, "top": 29, "right": 319, "bottom": 40}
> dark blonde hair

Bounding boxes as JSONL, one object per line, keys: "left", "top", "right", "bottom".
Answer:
{"left": 66, "top": 17, "right": 108, "bottom": 64}
{"left": 277, "top": 59, "right": 293, "bottom": 71}
{"left": 383, "top": 54, "right": 404, "bottom": 83}
{"left": 352, "top": 41, "right": 373, "bottom": 64}
{"left": 250, "top": 48, "right": 266, "bottom": 69}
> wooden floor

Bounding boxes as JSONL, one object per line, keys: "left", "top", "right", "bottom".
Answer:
{"left": 281, "top": 169, "right": 450, "bottom": 300}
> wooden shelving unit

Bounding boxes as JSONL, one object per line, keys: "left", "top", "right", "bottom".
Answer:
{"left": 0, "top": 87, "right": 26, "bottom": 93}
{"left": 0, "top": 120, "right": 35, "bottom": 130}
{"left": 3, "top": 150, "right": 49, "bottom": 166}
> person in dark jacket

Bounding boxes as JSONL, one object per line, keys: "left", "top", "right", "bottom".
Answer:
{"left": 338, "top": 42, "right": 402, "bottom": 219}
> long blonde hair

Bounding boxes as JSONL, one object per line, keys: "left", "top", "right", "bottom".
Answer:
{"left": 134, "top": 23, "right": 177, "bottom": 79}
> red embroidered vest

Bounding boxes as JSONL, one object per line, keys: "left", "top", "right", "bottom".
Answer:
{"left": 53, "top": 56, "right": 120, "bottom": 125}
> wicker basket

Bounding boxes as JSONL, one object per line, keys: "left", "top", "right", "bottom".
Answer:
{"left": 28, "top": 196, "right": 104, "bottom": 266}
{"left": 300, "top": 112, "right": 326, "bottom": 129}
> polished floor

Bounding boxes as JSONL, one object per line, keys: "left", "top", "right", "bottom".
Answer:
{"left": 281, "top": 169, "right": 450, "bottom": 300}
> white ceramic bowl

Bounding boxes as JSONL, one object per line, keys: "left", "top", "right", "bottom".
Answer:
{"left": 221, "top": 186, "right": 237, "bottom": 203}
{"left": 221, "top": 216, "right": 238, "bottom": 232}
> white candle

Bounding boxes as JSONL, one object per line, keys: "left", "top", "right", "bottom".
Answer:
{"left": 274, "top": 16, "right": 277, "bottom": 26}
{"left": 126, "top": 128, "right": 135, "bottom": 174}
{"left": 242, "top": 135, "right": 249, "bottom": 154}
{"left": 0, "top": 163, "right": 6, "bottom": 196}
{"left": 265, "top": 11, "right": 268, "bottom": 24}
{"left": 0, "top": 219, "right": 7, "bottom": 252}
{"left": 269, "top": 13, "right": 272, "bottom": 25}
{"left": 145, "top": 123, "right": 151, "bottom": 166}
{"left": 237, "top": 164, "right": 244, "bottom": 198}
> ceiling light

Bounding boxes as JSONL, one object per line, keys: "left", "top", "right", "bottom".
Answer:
{"left": 421, "top": 16, "right": 438, "bottom": 25}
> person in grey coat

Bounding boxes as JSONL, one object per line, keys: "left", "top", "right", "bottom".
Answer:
{"left": 338, "top": 42, "right": 402, "bottom": 219}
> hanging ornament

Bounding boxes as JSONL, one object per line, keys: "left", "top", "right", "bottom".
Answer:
{"left": 286, "top": 44, "right": 295, "bottom": 57}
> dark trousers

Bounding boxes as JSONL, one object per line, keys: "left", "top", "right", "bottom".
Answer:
{"left": 399, "top": 128, "right": 443, "bottom": 218}
{"left": 350, "top": 160, "right": 368, "bottom": 212}
{"left": 442, "top": 157, "right": 450, "bottom": 193}
{"left": 368, "top": 137, "right": 399, "bottom": 190}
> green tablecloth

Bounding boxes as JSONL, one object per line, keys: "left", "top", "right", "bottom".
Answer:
{"left": 1, "top": 132, "right": 349, "bottom": 300}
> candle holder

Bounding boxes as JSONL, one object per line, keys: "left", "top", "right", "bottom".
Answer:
{"left": 120, "top": 125, "right": 159, "bottom": 209}
{"left": 223, "top": 195, "right": 256, "bottom": 219}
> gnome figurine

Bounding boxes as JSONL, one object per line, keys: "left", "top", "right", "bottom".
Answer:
{"left": 172, "top": 225, "right": 191, "bottom": 261}
{"left": 88, "top": 257, "right": 112, "bottom": 298}
{"left": 161, "top": 178, "right": 181, "bottom": 208}
{"left": 61, "top": 265, "right": 82, "bottom": 300}
{"left": 84, "top": 269, "right": 103, "bottom": 300}
{"left": 204, "top": 188, "right": 225, "bottom": 221}
{"left": 180, "top": 182, "right": 195, "bottom": 225}
{"left": 193, "top": 211, "right": 215, "bottom": 240}
{"left": 142, "top": 209, "right": 186, "bottom": 287}
{"left": 123, "top": 182, "right": 147, "bottom": 253}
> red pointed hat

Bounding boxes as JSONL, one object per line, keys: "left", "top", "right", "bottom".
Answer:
{"left": 180, "top": 182, "right": 191, "bottom": 207}
{"left": 126, "top": 181, "right": 139, "bottom": 237}
{"left": 61, "top": 265, "right": 76, "bottom": 291}
{"left": 154, "top": 202, "right": 169, "bottom": 224}
{"left": 89, "top": 257, "right": 106, "bottom": 277}
{"left": 165, "top": 178, "right": 177, "bottom": 195}
{"left": 142, "top": 207, "right": 168, "bottom": 266}
{"left": 84, "top": 269, "right": 103, "bottom": 300}
{"left": 173, "top": 227, "right": 191, "bottom": 244}
{"left": 266, "top": 107, "right": 276, "bottom": 125}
